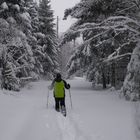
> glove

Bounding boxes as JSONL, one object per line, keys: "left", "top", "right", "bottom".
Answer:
{"left": 67, "top": 84, "right": 70, "bottom": 89}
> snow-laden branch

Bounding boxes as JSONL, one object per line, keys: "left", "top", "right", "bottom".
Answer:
{"left": 14, "top": 65, "right": 31, "bottom": 70}
{"left": 82, "top": 29, "right": 109, "bottom": 46}
{"left": 104, "top": 53, "right": 132, "bottom": 63}
{"left": 61, "top": 15, "right": 140, "bottom": 47}
{"left": 95, "top": 38, "right": 112, "bottom": 48}
{"left": 16, "top": 54, "right": 26, "bottom": 62}
{"left": 107, "top": 41, "right": 132, "bottom": 60}
{"left": 116, "top": 5, "right": 137, "bottom": 14}
{"left": 75, "top": 16, "right": 140, "bottom": 31}
{"left": 45, "top": 54, "right": 54, "bottom": 66}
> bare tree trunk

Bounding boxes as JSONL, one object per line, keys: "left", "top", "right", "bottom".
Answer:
{"left": 101, "top": 66, "right": 107, "bottom": 89}
{"left": 107, "top": 71, "right": 110, "bottom": 84}
{"left": 111, "top": 62, "right": 116, "bottom": 87}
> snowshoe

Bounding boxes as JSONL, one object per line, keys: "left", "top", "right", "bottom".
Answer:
{"left": 61, "top": 106, "right": 66, "bottom": 117}
{"left": 56, "top": 108, "right": 60, "bottom": 112}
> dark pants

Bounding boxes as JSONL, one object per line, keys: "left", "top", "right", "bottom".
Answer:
{"left": 55, "top": 97, "right": 65, "bottom": 111}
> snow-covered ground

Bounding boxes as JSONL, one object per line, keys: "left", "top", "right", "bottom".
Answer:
{"left": 0, "top": 77, "right": 138, "bottom": 140}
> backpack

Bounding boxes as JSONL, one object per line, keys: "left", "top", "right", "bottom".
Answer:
{"left": 54, "top": 81, "right": 65, "bottom": 98}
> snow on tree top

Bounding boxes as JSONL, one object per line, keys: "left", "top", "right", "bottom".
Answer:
{"left": 19, "top": 12, "right": 31, "bottom": 23}
{"left": 12, "top": 4, "right": 20, "bottom": 11}
{"left": 1, "top": 2, "right": 8, "bottom": 10}
{"left": 26, "top": 44, "right": 33, "bottom": 56}
{"left": 7, "top": 17, "right": 17, "bottom": 25}
{"left": 34, "top": 32, "right": 45, "bottom": 39}
{"left": 0, "top": 43, "right": 5, "bottom": 58}
{"left": 9, "top": 37, "right": 25, "bottom": 48}
{"left": 0, "top": 18, "right": 9, "bottom": 28}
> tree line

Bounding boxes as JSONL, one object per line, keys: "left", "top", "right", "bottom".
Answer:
{"left": 0, "top": 0, "right": 59, "bottom": 91}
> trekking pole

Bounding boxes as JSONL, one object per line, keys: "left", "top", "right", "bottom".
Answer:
{"left": 47, "top": 89, "right": 50, "bottom": 108}
{"left": 69, "top": 89, "right": 73, "bottom": 109}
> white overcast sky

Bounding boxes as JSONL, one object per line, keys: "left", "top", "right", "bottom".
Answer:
{"left": 51, "top": 0, "right": 80, "bottom": 33}
{"left": 35, "top": 0, "right": 80, "bottom": 33}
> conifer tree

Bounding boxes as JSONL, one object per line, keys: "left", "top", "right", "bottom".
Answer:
{"left": 122, "top": 1, "right": 140, "bottom": 101}
{"left": 0, "top": 1, "right": 36, "bottom": 90}
{"left": 38, "top": 0, "right": 58, "bottom": 78}
{"left": 25, "top": 0, "right": 44, "bottom": 78}
{"left": 0, "top": 44, "right": 19, "bottom": 91}
{"left": 122, "top": 39, "right": 140, "bottom": 101}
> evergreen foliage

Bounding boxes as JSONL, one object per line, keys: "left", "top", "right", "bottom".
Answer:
{"left": 123, "top": 41, "right": 140, "bottom": 101}
{"left": 0, "top": 45, "right": 19, "bottom": 91}
{"left": 38, "top": 0, "right": 59, "bottom": 78}
{"left": 61, "top": 0, "right": 140, "bottom": 89}
{"left": 0, "top": 0, "right": 58, "bottom": 90}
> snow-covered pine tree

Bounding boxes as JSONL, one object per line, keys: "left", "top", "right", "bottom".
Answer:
{"left": 0, "top": 17, "right": 20, "bottom": 90}
{"left": 0, "top": 1, "right": 38, "bottom": 90}
{"left": 1, "top": 54, "right": 19, "bottom": 91}
{"left": 24, "top": 0, "right": 44, "bottom": 79}
{"left": 38, "top": 0, "right": 58, "bottom": 79}
{"left": 122, "top": 41, "right": 140, "bottom": 101}
{"left": 16, "top": 0, "right": 39, "bottom": 78}
{"left": 66, "top": 43, "right": 90, "bottom": 78}
{"left": 0, "top": 43, "right": 19, "bottom": 91}
{"left": 121, "top": 0, "right": 140, "bottom": 102}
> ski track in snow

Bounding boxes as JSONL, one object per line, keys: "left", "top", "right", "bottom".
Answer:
{"left": 57, "top": 113, "right": 82, "bottom": 140}
{"left": 56, "top": 112, "right": 98, "bottom": 140}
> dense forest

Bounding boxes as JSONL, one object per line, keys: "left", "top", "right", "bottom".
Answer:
{"left": 0, "top": 0, "right": 140, "bottom": 102}
{"left": 0, "top": 0, "right": 140, "bottom": 139}
{"left": 61, "top": 0, "right": 140, "bottom": 101}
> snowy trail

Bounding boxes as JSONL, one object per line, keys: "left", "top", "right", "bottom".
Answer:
{"left": 0, "top": 78, "right": 138, "bottom": 140}
{"left": 56, "top": 113, "right": 95, "bottom": 140}
{"left": 69, "top": 78, "right": 137, "bottom": 140}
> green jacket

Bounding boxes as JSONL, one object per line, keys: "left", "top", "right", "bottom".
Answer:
{"left": 51, "top": 78, "right": 70, "bottom": 98}
{"left": 54, "top": 81, "right": 65, "bottom": 98}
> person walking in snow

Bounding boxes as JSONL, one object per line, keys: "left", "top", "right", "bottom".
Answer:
{"left": 49, "top": 73, "right": 70, "bottom": 115}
